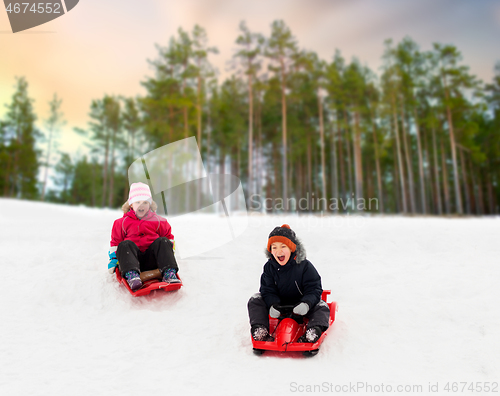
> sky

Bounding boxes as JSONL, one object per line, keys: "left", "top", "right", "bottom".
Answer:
{"left": 1, "top": 0, "right": 499, "bottom": 158}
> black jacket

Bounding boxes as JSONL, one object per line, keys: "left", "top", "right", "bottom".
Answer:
{"left": 259, "top": 240, "right": 323, "bottom": 309}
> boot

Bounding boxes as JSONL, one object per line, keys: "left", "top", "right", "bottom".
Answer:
{"left": 162, "top": 268, "right": 181, "bottom": 284}
{"left": 124, "top": 270, "right": 142, "bottom": 291}
{"left": 297, "top": 326, "right": 322, "bottom": 343}
{"left": 251, "top": 324, "right": 274, "bottom": 342}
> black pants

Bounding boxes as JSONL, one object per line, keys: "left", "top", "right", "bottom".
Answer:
{"left": 117, "top": 237, "right": 178, "bottom": 275}
{"left": 247, "top": 293, "right": 330, "bottom": 331}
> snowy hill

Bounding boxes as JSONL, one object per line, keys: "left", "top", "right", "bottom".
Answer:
{"left": 1, "top": 199, "right": 499, "bottom": 395}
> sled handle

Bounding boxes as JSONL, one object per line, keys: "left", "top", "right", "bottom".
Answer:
{"left": 140, "top": 269, "right": 162, "bottom": 282}
{"left": 321, "top": 290, "right": 331, "bottom": 302}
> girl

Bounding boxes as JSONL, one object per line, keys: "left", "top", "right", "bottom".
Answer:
{"left": 247, "top": 224, "right": 330, "bottom": 343}
{"left": 108, "top": 182, "right": 180, "bottom": 291}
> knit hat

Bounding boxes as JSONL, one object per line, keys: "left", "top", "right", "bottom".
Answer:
{"left": 267, "top": 224, "right": 297, "bottom": 253}
{"left": 128, "top": 182, "right": 152, "bottom": 205}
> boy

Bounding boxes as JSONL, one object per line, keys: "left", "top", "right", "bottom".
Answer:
{"left": 247, "top": 224, "right": 330, "bottom": 342}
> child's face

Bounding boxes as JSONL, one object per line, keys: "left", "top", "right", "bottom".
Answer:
{"left": 132, "top": 200, "right": 150, "bottom": 218}
{"left": 270, "top": 242, "right": 292, "bottom": 266}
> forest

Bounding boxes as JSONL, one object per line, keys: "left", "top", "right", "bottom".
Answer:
{"left": 1, "top": 20, "right": 499, "bottom": 215}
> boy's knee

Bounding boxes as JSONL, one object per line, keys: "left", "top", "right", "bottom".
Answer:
{"left": 248, "top": 293, "right": 262, "bottom": 306}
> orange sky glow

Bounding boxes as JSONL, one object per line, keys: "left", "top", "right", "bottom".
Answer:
{"left": 1, "top": 0, "right": 499, "bottom": 157}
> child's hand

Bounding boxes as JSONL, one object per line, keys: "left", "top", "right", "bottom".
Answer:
{"left": 108, "top": 250, "right": 118, "bottom": 274}
{"left": 293, "top": 302, "right": 310, "bottom": 316}
{"left": 269, "top": 305, "right": 281, "bottom": 318}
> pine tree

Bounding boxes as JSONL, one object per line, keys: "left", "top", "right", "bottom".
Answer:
{"left": 41, "top": 93, "right": 65, "bottom": 201}
{"left": 234, "top": 21, "right": 264, "bottom": 204}
{"left": 3, "top": 77, "right": 39, "bottom": 199}
{"left": 266, "top": 20, "right": 298, "bottom": 211}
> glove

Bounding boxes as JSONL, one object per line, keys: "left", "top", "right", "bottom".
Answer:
{"left": 169, "top": 239, "right": 176, "bottom": 253}
{"left": 108, "top": 250, "right": 118, "bottom": 274}
{"left": 293, "top": 302, "right": 310, "bottom": 316}
{"left": 269, "top": 305, "right": 281, "bottom": 318}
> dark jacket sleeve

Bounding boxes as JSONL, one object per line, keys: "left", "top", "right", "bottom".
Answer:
{"left": 300, "top": 261, "right": 323, "bottom": 308}
{"left": 259, "top": 262, "right": 281, "bottom": 309}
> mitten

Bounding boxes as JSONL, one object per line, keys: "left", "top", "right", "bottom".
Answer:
{"left": 269, "top": 305, "right": 281, "bottom": 318}
{"left": 169, "top": 239, "right": 176, "bottom": 253}
{"left": 293, "top": 302, "right": 310, "bottom": 316}
{"left": 108, "top": 250, "right": 118, "bottom": 274}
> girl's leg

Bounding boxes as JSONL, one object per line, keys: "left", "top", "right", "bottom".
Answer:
{"left": 142, "top": 237, "right": 178, "bottom": 273}
{"left": 117, "top": 240, "right": 141, "bottom": 274}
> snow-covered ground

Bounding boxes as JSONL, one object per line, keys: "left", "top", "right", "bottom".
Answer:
{"left": 1, "top": 198, "right": 499, "bottom": 395}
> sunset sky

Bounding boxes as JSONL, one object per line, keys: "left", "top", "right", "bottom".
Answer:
{"left": 1, "top": 0, "right": 499, "bottom": 156}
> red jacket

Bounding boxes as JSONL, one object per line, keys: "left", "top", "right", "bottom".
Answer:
{"left": 110, "top": 209, "right": 174, "bottom": 252}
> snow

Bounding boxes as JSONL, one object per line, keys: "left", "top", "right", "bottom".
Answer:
{"left": 1, "top": 198, "right": 499, "bottom": 395}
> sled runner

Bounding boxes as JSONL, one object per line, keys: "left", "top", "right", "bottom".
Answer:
{"left": 116, "top": 268, "right": 182, "bottom": 297}
{"left": 252, "top": 290, "right": 337, "bottom": 357}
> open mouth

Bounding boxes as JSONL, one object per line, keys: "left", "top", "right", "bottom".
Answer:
{"left": 277, "top": 255, "right": 286, "bottom": 262}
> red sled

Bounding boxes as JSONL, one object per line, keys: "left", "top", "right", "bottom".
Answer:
{"left": 116, "top": 268, "right": 182, "bottom": 297}
{"left": 251, "top": 290, "right": 338, "bottom": 357}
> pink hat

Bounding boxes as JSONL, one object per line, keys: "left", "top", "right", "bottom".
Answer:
{"left": 128, "top": 182, "right": 152, "bottom": 205}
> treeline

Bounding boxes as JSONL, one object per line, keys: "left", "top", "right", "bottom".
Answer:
{"left": 1, "top": 20, "right": 499, "bottom": 214}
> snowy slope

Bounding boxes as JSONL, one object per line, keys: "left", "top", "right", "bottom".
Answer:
{"left": 0, "top": 198, "right": 499, "bottom": 395}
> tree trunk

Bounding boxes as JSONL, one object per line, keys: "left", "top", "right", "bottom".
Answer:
{"left": 344, "top": 110, "right": 354, "bottom": 203}
{"left": 280, "top": 56, "right": 288, "bottom": 211}
{"left": 487, "top": 172, "right": 495, "bottom": 214}
{"left": 423, "top": 127, "right": 434, "bottom": 214}
{"left": 366, "top": 159, "right": 374, "bottom": 211}
{"left": 371, "top": 113, "right": 384, "bottom": 213}
{"left": 317, "top": 90, "right": 327, "bottom": 211}
{"left": 431, "top": 126, "right": 442, "bottom": 215}
{"left": 108, "top": 124, "right": 118, "bottom": 208}
{"left": 102, "top": 132, "right": 109, "bottom": 207}
{"left": 391, "top": 95, "right": 407, "bottom": 213}
{"left": 256, "top": 96, "right": 263, "bottom": 208}
{"left": 273, "top": 140, "right": 280, "bottom": 214}
{"left": 41, "top": 126, "right": 53, "bottom": 201}
{"left": 440, "top": 138, "right": 451, "bottom": 214}
{"left": 11, "top": 123, "right": 21, "bottom": 197}
{"left": 331, "top": 119, "right": 339, "bottom": 213}
{"left": 458, "top": 147, "right": 471, "bottom": 214}
{"left": 4, "top": 151, "right": 12, "bottom": 197}
{"left": 197, "top": 74, "right": 202, "bottom": 150}
{"left": 353, "top": 110, "right": 363, "bottom": 210}
{"left": 91, "top": 159, "right": 96, "bottom": 207}
{"left": 476, "top": 166, "right": 485, "bottom": 215}
{"left": 338, "top": 113, "right": 346, "bottom": 203}
{"left": 219, "top": 149, "right": 225, "bottom": 213}
{"left": 247, "top": 73, "right": 254, "bottom": 205}
{"left": 307, "top": 135, "right": 312, "bottom": 213}
{"left": 469, "top": 156, "right": 479, "bottom": 214}
{"left": 412, "top": 107, "right": 426, "bottom": 214}
{"left": 392, "top": 142, "right": 401, "bottom": 213}
{"left": 442, "top": 75, "right": 463, "bottom": 214}
{"left": 400, "top": 100, "right": 416, "bottom": 213}
{"left": 288, "top": 148, "right": 294, "bottom": 211}
{"left": 297, "top": 158, "right": 303, "bottom": 213}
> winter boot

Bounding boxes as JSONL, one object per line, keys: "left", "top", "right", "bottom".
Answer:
{"left": 124, "top": 270, "right": 142, "bottom": 291}
{"left": 297, "top": 326, "right": 322, "bottom": 343}
{"left": 162, "top": 268, "right": 181, "bottom": 284}
{"left": 251, "top": 324, "right": 274, "bottom": 342}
